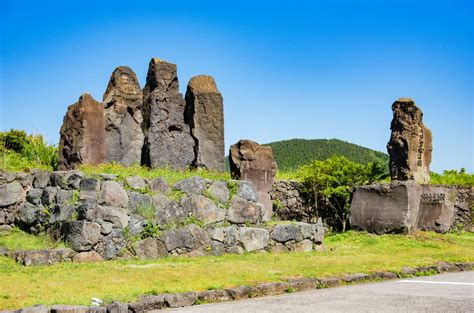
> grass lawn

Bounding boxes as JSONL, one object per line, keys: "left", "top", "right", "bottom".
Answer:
{"left": 0, "top": 231, "right": 473, "bottom": 310}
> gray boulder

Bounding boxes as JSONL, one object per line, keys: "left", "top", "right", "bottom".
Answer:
{"left": 182, "top": 195, "right": 226, "bottom": 225}
{"left": 227, "top": 196, "right": 261, "bottom": 224}
{"left": 32, "top": 170, "right": 51, "bottom": 188}
{"left": 0, "top": 181, "right": 25, "bottom": 207}
{"left": 56, "top": 189, "right": 74, "bottom": 205}
{"left": 17, "top": 202, "right": 41, "bottom": 226}
{"left": 49, "top": 204, "right": 76, "bottom": 224}
{"left": 207, "top": 180, "right": 230, "bottom": 203}
{"left": 236, "top": 181, "right": 258, "bottom": 202}
{"left": 133, "top": 237, "right": 168, "bottom": 259}
{"left": 129, "top": 192, "right": 153, "bottom": 212}
{"left": 239, "top": 227, "right": 269, "bottom": 252}
{"left": 161, "top": 224, "right": 210, "bottom": 252}
{"left": 154, "top": 200, "right": 189, "bottom": 227}
{"left": 101, "top": 180, "right": 128, "bottom": 207}
{"left": 149, "top": 177, "right": 170, "bottom": 193}
{"left": 82, "top": 205, "right": 130, "bottom": 228}
{"left": 61, "top": 221, "right": 101, "bottom": 251}
{"left": 79, "top": 177, "right": 99, "bottom": 191}
{"left": 41, "top": 186, "right": 58, "bottom": 206}
{"left": 26, "top": 188, "right": 43, "bottom": 205}
{"left": 271, "top": 224, "right": 303, "bottom": 242}
{"left": 173, "top": 176, "right": 208, "bottom": 195}
{"left": 126, "top": 176, "right": 146, "bottom": 189}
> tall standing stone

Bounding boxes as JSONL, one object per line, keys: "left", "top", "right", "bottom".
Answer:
{"left": 229, "top": 140, "right": 278, "bottom": 221}
{"left": 387, "top": 98, "right": 432, "bottom": 184}
{"left": 141, "top": 58, "right": 195, "bottom": 169}
{"left": 103, "top": 66, "right": 144, "bottom": 166}
{"left": 185, "top": 75, "right": 224, "bottom": 171}
{"left": 58, "top": 93, "right": 106, "bottom": 170}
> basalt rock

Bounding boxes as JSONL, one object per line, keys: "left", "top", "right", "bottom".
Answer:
{"left": 229, "top": 140, "right": 277, "bottom": 220}
{"left": 141, "top": 58, "right": 195, "bottom": 169}
{"left": 387, "top": 98, "right": 432, "bottom": 184}
{"left": 58, "top": 93, "right": 106, "bottom": 170}
{"left": 103, "top": 66, "right": 144, "bottom": 166}
{"left": 185, "top": 75, "right": 224, "bottom": 171}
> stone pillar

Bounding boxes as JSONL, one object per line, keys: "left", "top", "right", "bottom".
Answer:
{"left": 229, "top": 140, "right": 278, "bottom": 221}
{"left": 141, "top": 58, "right": 195, "bottom": 169}
{"left": 387, "top": 98, "right": 432, "bottom": 184}
{"left": 103, "top": 66, "right": 144, "bottom": 166}
{"left": 185, "top": 75, "right": 224, "bottom": 172}
{"left": 58, "top": 93, "right": 106, "bottom": 170}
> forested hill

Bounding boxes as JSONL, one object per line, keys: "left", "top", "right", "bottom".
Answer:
{"left": 226, "top": 138, "right": 389, "bottom": 172}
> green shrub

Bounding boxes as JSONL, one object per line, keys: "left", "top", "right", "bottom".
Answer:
{"left": 297, "top": 156, "right": 386, "bottom": 232}
{"left": 430, "top": 169, "right": 474, "bottom": 187}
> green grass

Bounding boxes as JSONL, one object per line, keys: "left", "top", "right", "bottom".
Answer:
{"left": 0, "top": 231, "right": 472, "bottom": 310}
{"left": 0, "top": 227, "right": 67, "bottom": 251}
{"left": 79, "top": 163, "right": 230, "bottom": 184}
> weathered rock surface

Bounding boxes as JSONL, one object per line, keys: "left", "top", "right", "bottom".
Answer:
{"left": 141, "top": 58, "right": 195, "bottom": 169}
{"left": 100, "top": 181, "right": 129, "bottom": 208}
{"left": 239, "top": 227, "right": 269, "bottom": 252}
{"left": 184, "top": 75, "right": 224, "bottom": 171}
{"left": 133, "top": 237, "right": 168, "bottom": 259}
{"left": 387, "top": 98, "right": 432, "bottom": 184}
{"left": 182, "top": 195, "right": 226, "bottom": 225}
{"left": 227, "top": 196, "right": 261, "bottom": 224}
{"left": 102, "top": 66, "right": 144, "bottom": 166}
{"left": 72, "top": 251, "right": 103, "bottom": 262}
{"left": 229, "top": 140, "right": 277, "bottom": 220}
{"left": 350, "top": 182, "right": 463, "bottom": 234}
{"left": 58, "top": 93, "right": 106, "bottom": 170}
{"left": 61, "top": 221, "right": 101, "bottom": 251}
{"left": 0, "top": 181, "right": 25, "bottom": 207}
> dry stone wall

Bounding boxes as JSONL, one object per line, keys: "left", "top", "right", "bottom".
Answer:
{"left": 0, "top": 170, "right": 325, "bottom": 265}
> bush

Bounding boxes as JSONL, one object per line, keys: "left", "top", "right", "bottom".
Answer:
{"left": 0, "top": 129, "right": 58, "bottom": 171}
{"left": 297, "top": 156, "right": 386, "bottom": 232}
{"left": 430, "top": 169, "right": 474, "bottom": 187}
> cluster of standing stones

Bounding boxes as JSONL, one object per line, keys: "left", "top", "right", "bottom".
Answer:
{"left": 350, "top": 98, "right": 472, "bottom": 234}
{"left": 59, "top": 58, "right": 225, "bottom": 172}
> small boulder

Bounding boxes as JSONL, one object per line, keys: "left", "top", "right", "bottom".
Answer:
{"left": 173, "top": 176, "right": 208, "bottom": 195}
{"left": 101, "top": 180, "right": 129, "bottom": 207}
{"left": 72, "top": 251, "right": 104, "bottom": 262}
{"left": 61, "top": 221, "right": 101, "bottom": 251}
{"left": 133, "top": 237, "right": 168, "bottom": 259}
{"left": 0, "top": 181, "right": 25, "bottom": 207}
{"left": 227, "top": 196, "right": 261, "bottom": 224}
{"left": 239, "top": 227, "right": 269, "bottom": 252}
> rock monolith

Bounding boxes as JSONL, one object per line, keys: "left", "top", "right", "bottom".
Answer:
{"left": 229, "top": 140, "right": 278, "bottom": 221}
{"left": 185, "top": 75, "right": 224, "bottom": 171}
{"left": 141, "top": 58, "right": 195, "bottom": 169}
{"left": 103, "top": 66, "right": 144, "bottom": 166}
{"left": 387, "top": 98, "right": 432, "bottom": 184}
{"left": 58, "top": 93, "right": 106, "bottom": 170}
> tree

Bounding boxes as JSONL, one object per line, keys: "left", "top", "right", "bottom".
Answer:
{"left": 297, "top": 156, "right": 386, "bottom": 232}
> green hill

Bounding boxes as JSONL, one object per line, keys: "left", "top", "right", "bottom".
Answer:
{"left": 226, "top": 138, "right": 389, "bottom": 172}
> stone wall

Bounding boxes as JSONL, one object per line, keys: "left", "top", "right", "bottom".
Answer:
{"left": 0, "top": 171, "right": 325, "bottom": 263}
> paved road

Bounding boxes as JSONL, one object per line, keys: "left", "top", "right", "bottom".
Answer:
{"left": 167, "top": 272, "right": 474, "bottom": 313}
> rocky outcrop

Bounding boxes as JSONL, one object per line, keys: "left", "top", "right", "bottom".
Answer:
{"left": 141, "top": 58, "right": 195, "bottom": 169}
{"left": 185, "top": 75, "right": 224, "bottom": 171}
{"left": 103, "top": 66, "right": 144, "bottom": 166}
{"left": 387, "top": 98, "right": 432, "bottom": 184}
{"left": 58, "top": 93, "right": 106, "bottom": 170}
{"left": 229, "top": 140, "right": 278, "bottom": 221}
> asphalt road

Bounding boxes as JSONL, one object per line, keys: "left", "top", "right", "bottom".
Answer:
{"left": 166, "top": 272, "right": 474, "bottom": 313}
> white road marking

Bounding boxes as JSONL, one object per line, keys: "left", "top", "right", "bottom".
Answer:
{"left": 397, "top": 280, "right": 474, "bottom": 286}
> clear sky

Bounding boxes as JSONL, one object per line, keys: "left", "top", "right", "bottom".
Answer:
{"left": 0, "top": 0, "right": 472, "bottom": 172}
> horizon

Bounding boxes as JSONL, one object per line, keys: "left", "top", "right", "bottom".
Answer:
{"left": 0, "top": 0, "right": 472, "bottom": 172}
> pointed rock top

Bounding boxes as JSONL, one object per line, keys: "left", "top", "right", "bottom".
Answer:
{"left": 187, "top": 75, "right": 219, "bottom": 93}
{"left": 144, "top": 57, "right": 179, "bottom": 95}
{"left": 103, "top": 66, "right": 141, "bottom": 101}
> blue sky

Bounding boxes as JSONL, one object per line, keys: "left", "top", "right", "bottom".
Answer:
{"left": 0, "top": 0, "right": 472, "bottom": 172}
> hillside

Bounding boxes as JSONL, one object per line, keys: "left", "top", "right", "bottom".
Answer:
{"left": 226, "top": 138, "right": 389, "bottom": 172}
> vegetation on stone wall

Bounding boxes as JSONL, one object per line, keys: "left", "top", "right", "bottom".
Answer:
{"left": 297, "top": 156, "right": 387, "bottom": 232}
{"left": 0, "top": 129, "right": 58, "bottom": 171}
